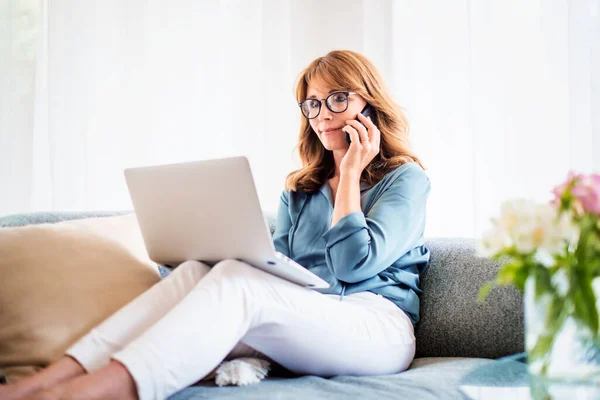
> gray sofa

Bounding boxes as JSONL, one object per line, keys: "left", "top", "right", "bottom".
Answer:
{"left": 0, "top": 211, "right": 524, "bottom": 399}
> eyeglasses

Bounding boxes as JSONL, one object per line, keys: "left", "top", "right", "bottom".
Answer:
{"left": 298, "top": 91, "right": 357, "bottom": 119}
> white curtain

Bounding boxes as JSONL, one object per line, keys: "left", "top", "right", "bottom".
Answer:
{"left": 1, "top": 0, "right": 598, "bottom": 238}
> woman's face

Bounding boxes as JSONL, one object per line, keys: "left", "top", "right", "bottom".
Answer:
{"left": 305, "top": 77, "right": 367, "bottom": 151}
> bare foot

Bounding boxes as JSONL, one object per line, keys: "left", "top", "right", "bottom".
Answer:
{"left": 20, "top": 361, "right": 138, "bottom": 400}
{"left": 19, "top": 389, "right": 61, "bottom": 400}
{"left": 0, "top": 357, "right": 86, "bottom": 400}
{"left": 0, "top": 381, "right": 56, "bottom": 400}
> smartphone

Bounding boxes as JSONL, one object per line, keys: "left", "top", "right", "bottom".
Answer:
{"left": 346, "top": 104, "right": 374, "bottom": 145}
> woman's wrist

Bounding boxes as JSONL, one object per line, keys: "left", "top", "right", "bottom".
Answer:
{"left": 330, "top": 170, "right": 362, "bottom": 228}
{"left": 339, "top": 168, "right": 361, "bottom": 182}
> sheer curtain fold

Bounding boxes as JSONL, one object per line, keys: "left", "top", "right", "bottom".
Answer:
{"left": 0, "top": 0, "right": 598, "bottom": 238}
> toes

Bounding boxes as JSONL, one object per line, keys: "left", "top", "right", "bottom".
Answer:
{"left": 21, "top": 391, "right": 60, "bottom": 400}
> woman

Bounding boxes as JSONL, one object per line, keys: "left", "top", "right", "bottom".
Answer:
{"left": 0, "top": 50, "right": 430, "bottom": 400}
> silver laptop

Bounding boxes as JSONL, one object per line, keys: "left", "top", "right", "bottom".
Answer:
{"left": 124, "top": 156, "right": 329, "bottom": 289}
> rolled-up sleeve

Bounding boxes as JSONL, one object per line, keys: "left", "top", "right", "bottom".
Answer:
{"left": 321, "top": 165, "right": 430, "bottom": 283}
{"left": 272, "top": 190, "right": 292, "bottom": 257}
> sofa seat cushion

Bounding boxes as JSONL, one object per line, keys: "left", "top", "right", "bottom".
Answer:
{"left": 165, "top": 358, "right": 493, "bottom": 400}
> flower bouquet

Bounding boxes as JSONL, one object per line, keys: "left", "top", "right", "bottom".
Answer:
{"left": 478, "top": 172, "right": 600, "bottom": 383}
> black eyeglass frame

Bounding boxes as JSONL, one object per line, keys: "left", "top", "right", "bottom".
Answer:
{"left": 298, "top": 91, "right": 358, "bottom": 119}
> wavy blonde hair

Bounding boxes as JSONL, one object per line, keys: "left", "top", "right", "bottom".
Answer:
{"left": 285, "top": 50, "right": 425, "bottom": 193}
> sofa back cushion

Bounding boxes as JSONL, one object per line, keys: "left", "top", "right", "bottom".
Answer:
{"left": 0, "top": 211, "right": 524, "bottom": 360}
{"left": 417, "top": 238, "right": 523, "bottom": 358}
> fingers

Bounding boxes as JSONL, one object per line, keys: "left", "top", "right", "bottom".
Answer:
{"left": 342, "top": 124, "right": 361, "bottom": 146}
{"left": 345, "top": 120, "right": 369, "bottom": 141}
{"left": 345, "top": 119, "right": 368, "bottom": 137}
{"left": 356, "top": 114, "right": 380, "bottom": 148}
{"left": 356, "top": 112, "right": 374, "bottom": 129}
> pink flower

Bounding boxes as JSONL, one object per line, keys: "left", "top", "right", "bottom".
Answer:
{"left": 552, "top": 172, "right": 580, "bottom": 199}
{"left": 551, "top": 172, "right": 579, "bottom": 209}
{"left": 572, "top": 174, "right": 600, "bottom": 215}
{"left": 553, "top": 171, "right": 600, "bottom": 216}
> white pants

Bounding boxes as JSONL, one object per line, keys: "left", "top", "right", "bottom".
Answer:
{"left": 66, "top": 259, "right": 416, "bottom": 400}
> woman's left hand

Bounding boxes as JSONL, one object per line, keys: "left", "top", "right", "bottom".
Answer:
{"left": 340, "top": 113, "right": 381, "bottom": 177}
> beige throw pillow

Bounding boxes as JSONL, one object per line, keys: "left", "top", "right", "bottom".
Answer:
{"left": 0, "top": 214, "right": 161, "bottom": 383}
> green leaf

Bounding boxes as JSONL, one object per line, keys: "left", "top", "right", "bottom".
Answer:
{"left": 533, "top": 265, "right": 553, "bottom": 301}
{"left": 545, "top": 295, "right": 565, "bottom": 328}
{"left": 478, "top": 282, "right": 496, "bottom": 303}
{"left": 572, "top": 273, "right": 599, "bottom": 335}
{"left": 497, "top": 261, "right": 524, "bottom": 286}
{"left": 529, "top": 333, "right": 555, "bottom": 361}
{"left": 512, "top": 267, "right": 529, "bottom": 293}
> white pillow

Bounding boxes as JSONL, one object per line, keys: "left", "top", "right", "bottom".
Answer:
{"left": 0, "top": 214, "right": 161, "bottom": 383}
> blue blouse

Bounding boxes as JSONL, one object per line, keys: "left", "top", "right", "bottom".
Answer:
{"left": 272, "top": 162, "right": 431, "bottom": 325}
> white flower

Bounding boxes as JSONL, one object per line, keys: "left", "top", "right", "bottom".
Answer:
{"left": 534, "top": 249, "right": 556, "bottom": 268}
{"left": 499, "top": 199, "right": 537, "bottom": 235}
{"left": 500, "top": 199, "right": 540, "bottom": 253}
{"left": 512, "top": 216, "right": 542, "bottom": 253}
{"left": 479, "top": 199, "right": 580, "bottom": 263}
{"left": 535, "top": 206, "right": 579, "bottom": 260}
{"left": 478, "top": 219, "right": 511, "bottom": 257}
{"left": 555, "top": 210, "right": 580, "bottom": 248}
{"left": 532, "top": 204, "right": 563, "bottom": 255}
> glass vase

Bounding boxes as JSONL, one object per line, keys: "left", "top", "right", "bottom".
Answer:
{"left": 524, "top": 276, "right": 600, "bottom": 398}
